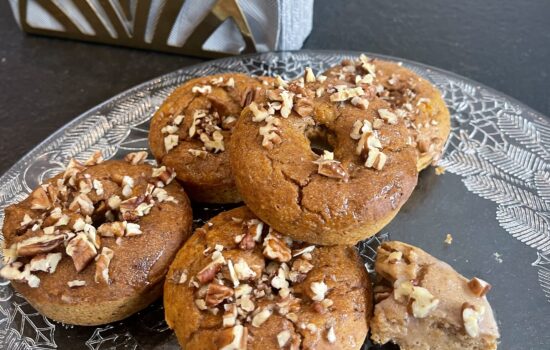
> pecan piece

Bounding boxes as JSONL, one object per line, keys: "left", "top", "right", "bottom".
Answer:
{"left": 263, "top": 233, "right": 292, "bottom": 262}
{"left": 197, "top": 256, "right": 225, "bottom": 284}
{"left": 16, "top": 234, "right": 65, "bottom": 257}
{"left": 30, "top": 187, "right": 52, "bottom": 210}
{"left": 28, "top": 253, "right": 62, "bottom": 273}
{"left": 66, "top": 233, "right": 98, "bottom": 272}
{"left": 97, "top": 221, "right": 125, "bottom": 237}
{"left": 218, "top": 325, "right": 248, "bottom": 350}
{"left": 95, "top": 247, "right": 114, "bottom": 284}
{"left": 467, "top": 277, "right": 492, "bottom": 297}
{"left": 124, "top": 151, "right": 148, "bottom": 165}
{"left": 205, "top": 283, "right": 234, "bottom": 307}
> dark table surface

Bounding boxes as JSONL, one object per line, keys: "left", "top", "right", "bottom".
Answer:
{"left": 1, "top": 0, "right": 549, "bottom": 175}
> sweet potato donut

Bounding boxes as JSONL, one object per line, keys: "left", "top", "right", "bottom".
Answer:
{"left": 324, "top": 55, "right": 451, "bottom": 170}
{"left": 0, "top": 152, "right": 193, "bottom": 325}
{"left": 164, "top": 206, "right": 372, "bottom": 349}
{"left": 149, "top": 73, "right": 264, "bottom": 203}
{"left": 229, "top": 72, "right": 418, "bottom": 245}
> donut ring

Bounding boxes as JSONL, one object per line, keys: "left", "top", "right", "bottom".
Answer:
{"left": 164, "top": 206, "right": 372, "bottom": 349}
{"left": 229, "top": 73, "right": 418, "bottom": 245}
{"left": 323, "top": 55, "right": 451, "bottom": 170}
{"left": 149, "top": 73, "right": 264, "bottom": 203}
{"left": 0, "top": 153, "right": 193, "bottom": 325}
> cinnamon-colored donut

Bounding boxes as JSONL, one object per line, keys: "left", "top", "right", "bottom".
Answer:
{"left": 149, "top": 73, "right": 264, "bottom": 203}
{"left": 324, "top": 55, "right": 451, "bottom": 170}
{"left": 164, "top": 206, "right": 372, "bottom": 349}
{"left": 0, "top": 152, "right": 193, "bottom": 325}
{"left": 229, "top": 71, "right": 418, "bottom": 245}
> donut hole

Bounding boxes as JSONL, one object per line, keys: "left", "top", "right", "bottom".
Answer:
{"left": 305, "top": 125, "right": 335, "bottom": 156}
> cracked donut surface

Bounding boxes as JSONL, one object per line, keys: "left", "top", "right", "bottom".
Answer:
{"left": 229, "top": 72, "right": 418, "bottom": 245}
{"left": 149, "top": 73, "right": 265, "bottom": 203}
{"left": 164, "top": 206, "right": 372, "bottom": 349}
{"left": 1, "top": 154, "right": 193, "bottom": 325}
{"left": 323, "top": 55, "right": 451, "bottom": 171}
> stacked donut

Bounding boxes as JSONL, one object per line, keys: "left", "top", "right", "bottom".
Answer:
{"left": 1, "top": 55, "right": 500, "bottom": 349}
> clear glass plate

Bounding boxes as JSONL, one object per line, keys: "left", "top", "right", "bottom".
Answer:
{"left": 0, "top": 50, "right": 549, "bottom": 349}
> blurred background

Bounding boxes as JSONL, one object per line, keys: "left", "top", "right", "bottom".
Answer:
{"left": 1, "top": 0, "right": 549, "bottom": 174}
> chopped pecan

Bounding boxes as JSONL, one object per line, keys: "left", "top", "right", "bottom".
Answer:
{"left": 205, "top": 283, "right": 234, "bottom": 306}
{"left": 293, "top": 97, "right": 314, "bottom": 117}
{"left": 69, "top": 194, "right": 94, "bottom": 216}
{"left": 28, "top": 253, "right": 62, "bottom": 273}
{"left": 16, "top": 234, "right": 65, "bottom": 257}
{"left": 151, "top": 166, "right": 176, "bottom": 186}
{"left": 251, "top": 307, "right": 273, "bottom": 327}
{"left": 97, "top": 221, "right": 125, "bottom": 237}
{"left": 66, "top": 233, "right": 98, "bottom": 272}
{"left": 462, "top": 303, "right": 485, "bottom": 337}
{"left": 197, "top": 256, "right": 225, "bottom": 284}
{"left": 124, "top": 151, "right": 148, "bottom": 165}
{"left": 30, "top": 187, "right": 51, "bottom": 210}
{"left": 467, "top": 277, "right": 492, "bottom": 297}
{"left": 85, "top": 151, "right": 104, "bottom": 166}
{"left": 95, "top": 247, "right": 114, "bottom": 284}
{"left": 241, "top": 86, "right": 256, "bottom": 107}
{"left": 314, "top": 151, "right": 349, "bottom": 181}
{"left": 218, "top": 325, "right": 248, "bottom": 350}
{"left": 263, "top": 233, "right": 292, "bottom": 262}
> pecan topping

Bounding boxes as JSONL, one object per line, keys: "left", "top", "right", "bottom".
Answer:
{"left": 69, "top": 194, "right": 94, "bottom": 216}
{"left": 28, "top": 253, "right": 62, "bottom": 273}
{"left": 263, "top": 233, "right": 292, "bottom": 262}
{"left": 0, "top": 262, "right": 40, "bottom": 288}
{"left": 310, "top": 281, "right": 328, "bottom": 301}
{"left": 219, "top": 325, "right": 248, "bottom": 350}
{"left": 467, "top": 277, "right": 492, "bottom": 297}
{"left": 241, "top": 87, "right": 256, "bottom": 107}
{"left": 197, "top": 255, "right": 226, "bottom": 285}
{"left": 124, "top": 151, "right": 148, "bottom": 165}
{"left": 313, "top": 151, "right": 349, "bottom": 181}
{"left": 16, "top": 234, "right": 65, "bottom": 257}
{"left": 84, "top": 151, "right": 104, "bottom": 166}
{"left": 205, "top": 283, "right": 234, "bottom": 306}
{"left": 251, "top": 307, "right": 273, "bottom": 327}
{"left": 30, "top": 187, "right": 52, "bottom": 210}
{"left": 66, "top": 233, "right": 98, "bottom": 272}
{"left": 462, "top": 303, "right": 485, "bottom": 337}
{"left": 151, "top": 166, "right": 176, "bottom": 186}
{"left": 68, "top": 280, "right": 86, "bottom": 288}
{"left": 97, "top": 221, "right": 125, "bottom": 237}
{"left": 95, "top": 247, "right": 114, "bottom": 284}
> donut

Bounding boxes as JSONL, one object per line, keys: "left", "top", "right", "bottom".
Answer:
{"left": 371, "top": 241, "right": 499, "bottom": 350}
{"left": 149, "top": 73, "right": 264, "bottom": 203}
{"left": 323, "top": 55, "right": 451, "bottom": 170}
{"left": 0, "top": 152, "right": 193, "bottom": 325}
{"left": 229, "top": 71, "right": 418, "bottom": 245}
{"left": 164, "top": 206, "right": 372, "bottom": 349}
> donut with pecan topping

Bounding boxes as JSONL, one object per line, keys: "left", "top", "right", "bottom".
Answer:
{"left": 323, "top": 55, "right": 451, "bottom": 170}
{"left": 229, "top": 70, "right": 418, "bottom": 245}
{"left": 371, "top": 241, "right": 499, "bottom": 349}
{"left": 0, "top": 152, "right": 193, "bottom": 325}
{"left": 149, "top": 73, "right": 265, "bottom": 203}
{"left": 164, "top": 206, "right": 372, "bottom": 349}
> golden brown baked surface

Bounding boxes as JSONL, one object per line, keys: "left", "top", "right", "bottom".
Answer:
{"left": 1, "top": 154, "right": 193, "bottom": 325}
{"left": 324, "top": 56, "right": 451, "bottom": 170}
{"left": 164, "top": 206, "right": 372, "bottom": 349}
{"left": 371, "top": 241, "right": 499, "bottom": 350}
{"left": 229, "top": 72, "right": 418, "bottom": 245}
{"left": 148, "top": 73, "right": 264, "bottom": 203}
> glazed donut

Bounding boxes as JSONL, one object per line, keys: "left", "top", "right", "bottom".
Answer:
{"left": 229, "top": 71, "right": 418, "bottom": 245}
{"left": 0, "top": 152, "right": 193, "bottom": 325}
{"left": 149, "top": 73, "right": 264, "bottom": 203}
{"left": 323, "top": 55, "right": 451, "bottom": 170}
{"left": 164, "top": 206, "right": 372, "bottom": 349}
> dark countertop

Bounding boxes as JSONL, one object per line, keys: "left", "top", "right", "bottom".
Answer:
{"left": 1, "top": 0, "right": 549, "bottom": 175}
